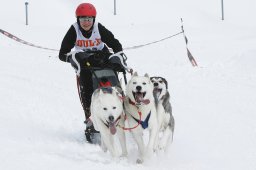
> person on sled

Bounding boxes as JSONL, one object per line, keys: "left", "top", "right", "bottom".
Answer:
{"left": 58, "top": 2, "right": 127, "bottom": 143}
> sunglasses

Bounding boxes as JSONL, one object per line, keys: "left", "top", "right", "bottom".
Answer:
{"left": 79, "top": 17, "right": 94, "bottom": 22}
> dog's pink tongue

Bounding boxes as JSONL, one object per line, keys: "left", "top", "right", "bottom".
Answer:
{"left": 142, "top": 99, "right": 150, "bottom": 105}
{"left": 153, "top": 88, "right": 159, "bottom": 93}
{"left": 109, "top": 122, "right": 116, "bottom": 135}
{"left": 153, "top": 88, "right": 161, "bottom": 95}
{"left": 135, "top": 93, "right": 150, "bottom": 105}
{"left": 135, "top": 93, "right": 144, "bottom": 103}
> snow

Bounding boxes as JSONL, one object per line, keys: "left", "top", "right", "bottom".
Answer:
{"left": 1, "top": 0, "right": 256, "bottom": 169}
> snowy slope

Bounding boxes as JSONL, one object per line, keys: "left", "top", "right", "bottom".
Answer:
{"left": 1, "top": 0, "right": 256, "bottom": 169}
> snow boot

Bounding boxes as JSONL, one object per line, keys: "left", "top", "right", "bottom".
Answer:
{"left": 84, "top": 118, "right": 101, "bottom": 144}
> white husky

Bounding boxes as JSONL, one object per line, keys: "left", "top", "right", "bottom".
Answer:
{"left": 150, "top": 77, "right": 175, "bottom": 151}
{"left": 124, "top": 72, "right": 158, "bottom": 163}
{"left": 90, "top": 87, "right": 127, "bottom": 157}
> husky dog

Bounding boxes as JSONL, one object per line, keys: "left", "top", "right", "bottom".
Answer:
{"left": 150, "top": 77, "right": 175, "bottom": 151}
{"left": 124, "top": 72, "right": 158, "bottom": 163}
{"left": 90, "top": 87, "right": 127, "bottom": 157}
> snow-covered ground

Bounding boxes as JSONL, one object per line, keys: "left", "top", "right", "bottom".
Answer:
{"left": 1, "top": 0, "right": 256, "bottom": 169}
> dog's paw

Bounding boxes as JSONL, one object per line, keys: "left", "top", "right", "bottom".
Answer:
{"left": 120, "top": 151, "right": 128, "bottom": 157}
{"left": 136, "top": 158, "right": 143, "bottom": 164}
{"left": 153, "top": 147, "right": 159, "bottom": 153}
{"left": 101, "top": 143, "right": 108, "bottom": 152}
{"left": 102, "top": 147, "right": 107, "bottom": 152}
{"left": 158, "top": 142, "right": 166, "bottom": 151}
{"left": 145, "top": 149, "right": 154, "bottom": 158}
{"left": 110, "top": 152, "right": 118, "bottom": 158}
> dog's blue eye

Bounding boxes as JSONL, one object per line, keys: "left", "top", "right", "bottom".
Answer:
{"left": 142, "top": 82, "right": 146, "bottom": 85}
{"left": 103, "top": 108, "right": 107, "bottom": 110}
{"left": 113, "top": 107, "right": 116, "bottom": 109}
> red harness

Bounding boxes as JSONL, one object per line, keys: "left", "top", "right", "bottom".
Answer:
{"left": 118, "top": 111, "right": 142, "bottom": 131}
{"left": 118, "top": 98, "right": 144, "bottom": 131}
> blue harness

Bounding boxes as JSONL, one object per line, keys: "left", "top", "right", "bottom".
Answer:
{"left": 132, "top": 111, "right": 151, "bottom": 129}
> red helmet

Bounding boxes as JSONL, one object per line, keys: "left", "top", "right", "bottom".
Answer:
{"left": 75, "top": 3, "right": 97, "bottom": 17}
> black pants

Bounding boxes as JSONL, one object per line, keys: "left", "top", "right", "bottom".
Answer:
{"left": 79, "top": 69, "right": 93, "bottom": 119}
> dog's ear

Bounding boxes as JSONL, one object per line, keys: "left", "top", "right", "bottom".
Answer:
{"left": 162, "top": 77, "right": 168, "bottom": 89}
{"left": 131, "top": 72, "right": 138, "bottom": 79}
{"left": 99, "top": 89, "right": 104, "bottom": 96}
{"left": 144, "top": 73, "right": 150, "bottom": 78}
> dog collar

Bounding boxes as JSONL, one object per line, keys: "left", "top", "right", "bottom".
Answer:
{"left": 129, "top": 98, "right": 137, "bottom": 106}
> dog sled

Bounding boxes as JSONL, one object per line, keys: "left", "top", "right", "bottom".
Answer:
{"left": 69, "top": 50, "right": 131, "bottom": 144}
{"left": 71, "top": 50, "right": 130, "bottom": 86}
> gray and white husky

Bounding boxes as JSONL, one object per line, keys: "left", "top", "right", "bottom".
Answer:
{"left": 150, "top": 77, "right": 175, "bottom": 151}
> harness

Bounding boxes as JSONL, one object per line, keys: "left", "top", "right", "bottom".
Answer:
{"left": 132, "top": 111, "right": 151, "bottom": 129}
{"left": 100, "top": 87, "right": 113, "bottom": 93}
{"left": 127, "top": 98, "right": 151, "bottom": 129}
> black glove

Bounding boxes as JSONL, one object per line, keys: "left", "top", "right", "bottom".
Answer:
{"left": 86, "top": 51, "right": 111, "bottom": 67}
{"left": 108, "top": 51, "right": 128, "bottom": 72}
{"left": 66, "top": 52, "right": 92, "bottom": 75}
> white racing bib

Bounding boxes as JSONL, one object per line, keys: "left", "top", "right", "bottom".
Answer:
{"left": 73, "top": 22, "right": 104, "bottom": 51}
